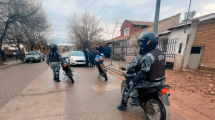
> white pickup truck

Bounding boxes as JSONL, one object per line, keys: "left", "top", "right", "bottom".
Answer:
{"left": 25, "top": 51, "right": 45, "bottom": 63}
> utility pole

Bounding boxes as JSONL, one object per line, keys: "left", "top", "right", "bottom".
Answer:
{"left": 153, "top": 0, "right": 161, "bottom": 34}
{"left": 184, "top": 0, "right": 192, "bottom": 33}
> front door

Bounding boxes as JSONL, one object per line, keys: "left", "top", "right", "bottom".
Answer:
{"left": 188, "top": 46, "right": 202, "bottom": 69}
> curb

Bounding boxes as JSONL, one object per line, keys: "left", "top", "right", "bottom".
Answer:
{"left": 0, "top": 61, "right": 24, "bottom": 70}
{"left": 105, "top": 65, "right": 124, "bottom": 76}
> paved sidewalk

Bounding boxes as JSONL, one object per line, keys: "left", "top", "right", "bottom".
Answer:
{"left": 0, "top": 60, "right": 24, "bottom": 70}
{"left": 104, "top": 59, "right": 128, "bottom": 74}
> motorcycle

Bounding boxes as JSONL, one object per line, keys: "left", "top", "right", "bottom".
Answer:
{"left": 61, "top": 57, "right": 74, "bottom": 83}
{"left": 95, "top": 58, "right": 108, "bottom": 81}
{"left": 121, "top": 68, "right": 171, "bottom": 120}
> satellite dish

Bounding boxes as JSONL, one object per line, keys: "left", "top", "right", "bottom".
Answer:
{"left": 184, "top": 11, "right": 196, "bottom": 21}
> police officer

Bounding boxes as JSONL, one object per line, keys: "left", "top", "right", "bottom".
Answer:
{"left": 92, "top": 50, "right": 96, "bottom": 67}
{"left": 117, "top": 32, "right": 166, "bottom": 110}
{"left": 83, "top": 48, "right": 89, "bottom": 67}
{"left": 88, "top": 49, "right": 94, "bottom": 67}
{"left": 96, "top": 49, "right": 101, "bottom": 56}
{"left": 46, "top": 43, "right": 63, "bottom": 82}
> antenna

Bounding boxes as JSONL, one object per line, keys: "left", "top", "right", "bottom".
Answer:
{"left": 184, "top": 11, "right": 196, "bottom": 21}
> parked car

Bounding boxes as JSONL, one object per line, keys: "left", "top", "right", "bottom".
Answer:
{"left": 69, "top": 50, "right": 85, "bottom": 66}
{"left": 25, "top": 51, "right": 45, "bottom": 63}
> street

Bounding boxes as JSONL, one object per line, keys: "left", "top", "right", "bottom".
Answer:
{"left": 1, "top": 0, "right": 215, "bottom": 119}
{"left": 0, "top": 55, "right": 191, "bottom": 120}
{"left": 0, "top": 53, "right": 188, "bottom": 120}
{"left": 0, "top": 61, "right": 149, "bottom": 119}
{"left": 0, "top": 61, "right": 49, "bottom": 109}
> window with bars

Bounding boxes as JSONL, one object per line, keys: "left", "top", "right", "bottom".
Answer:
{"left": 162, "top": 40, "right": 168, "bottom": 52}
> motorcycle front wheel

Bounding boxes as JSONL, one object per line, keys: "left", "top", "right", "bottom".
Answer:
{"left": 140, "top": 98, "right": 166, "bottom": 120}
{"left": 121, "top": 80, "right": 127, "bottom": 95}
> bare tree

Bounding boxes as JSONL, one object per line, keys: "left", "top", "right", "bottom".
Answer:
{"left": 68, "top": 11, "right": 103, "bottom": 50}
{"left": 0, "top": 0, "right": 50, "bottom": 65}
{"left": 5, "top": 25, "right": 26, "bottom": 61}
{"left": 102, "top": 15, "right": 121, "bottom": 65}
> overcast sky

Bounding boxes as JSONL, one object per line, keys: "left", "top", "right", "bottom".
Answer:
{"left": 42, "top": 0, "right": 215, "bottom": 44}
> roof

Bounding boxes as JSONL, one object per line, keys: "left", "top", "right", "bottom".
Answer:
{"left": 158, "top": 30, "right": 172, "bottom": 35}
{"left": 105, "top": 35, "right": 131, "bottom": 43}
{"left": 106, "top": 13, "right": 181, "bottom": 43}
{"left": 168, "top": 22, "right": 192, "bottom": 30}
{"left": 167, "top": 13, "right": 215, "bottom": 30}
{"left": 127, "top": 20, "right": 153, "bottom": 26}
{"left": 181, "top": 13, "right": 215, "bottom": 23}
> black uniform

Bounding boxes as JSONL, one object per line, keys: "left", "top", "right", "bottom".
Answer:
{"left": 89, "top": 51, "right": 95, "bottom": 67}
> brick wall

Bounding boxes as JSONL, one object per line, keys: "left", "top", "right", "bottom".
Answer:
{"left": 121, "top": 20, "right": 132, "bottom": 36}
{"left": 194, "top": 18, "right": 215, "bottom": 68}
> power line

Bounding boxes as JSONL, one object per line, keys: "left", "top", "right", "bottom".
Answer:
{"left": 71, "top": 0, "right": 86, "bottom": 12}
{"left": 111, "top": 0, "right": 123, "bottom": 14}
{"left": 78, "top": 0, "right": 98, "bottom": 15}
{"left": 116, "top": 0, "right": 127, "bottom": 16}
{"left": 202, "top": 0, "right": 213, "bottom": 13}
{"left": 97, "top": 0, "right": 110, "bottom": 16}
{"left": 100, "top": 0, "right": 126, "bottom": 23}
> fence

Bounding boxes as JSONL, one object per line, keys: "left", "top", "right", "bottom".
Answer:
{"left": 112, "top": 46, "right": 136, "bottom": 61}
{"left": 156, "top": 38, "right": 179, "bottom": 59}
{"left": 2, "top": 49, "right": 25, "bottom": 61}
{"left": 107, "top": 37, "right": 178, "bottom": 61}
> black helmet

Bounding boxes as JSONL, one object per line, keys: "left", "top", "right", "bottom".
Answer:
{"left": 50, "top": 43, "right": 58, "bottom": 52}
{"left": 137, "top": 32, "right": 159, "bottom": 55}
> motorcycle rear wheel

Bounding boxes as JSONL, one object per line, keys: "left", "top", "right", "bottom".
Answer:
{"left": 66, "top": 71, "right": 74, "bottom": 83}
{"left": 104, "top": 75, "right": 108, "bottom": 81}
{"left": 140, "top": 98, "right": 166, "bottom": 120}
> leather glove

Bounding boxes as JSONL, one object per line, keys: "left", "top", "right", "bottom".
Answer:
{"left": 133, "top": 77, "right": 141, "bottom": 83}
{"left": 121, "top": 67, "right": 126, "bottom": 71}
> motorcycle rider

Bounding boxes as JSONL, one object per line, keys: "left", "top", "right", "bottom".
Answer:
{"left": 46, "top": 43, "right": 63, "bottom": 82}
{"left": 95, "top": 54, "right": 104, "bottom": 73}
{"left": 117, "top": 32, "right": 166, "bottom": 110}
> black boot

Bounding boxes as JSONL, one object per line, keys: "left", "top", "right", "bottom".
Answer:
{"left": 54, "top": 77, "right": 60, "bottom": 82}
{"left": 117, "top": 104, "right": 127, "bottom": 110}
{"left": 117, "top": 99, "right": 127, "bottom": 111}
{"left": 129, "top": 97, "right": 139, "bottom": 106}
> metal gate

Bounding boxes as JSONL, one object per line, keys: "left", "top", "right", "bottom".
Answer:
{"left": 156, "top": 38, "right": 178, "bottom": 59}
{"left": 112, "top": 46, "right": 136, "bottom": 61}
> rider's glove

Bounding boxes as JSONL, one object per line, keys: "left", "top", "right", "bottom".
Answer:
{"left": 133, "top": 77, "right": 141, "bottom": 83}
{"left": 121, "top": 67, "right": 126, "bottom": 71}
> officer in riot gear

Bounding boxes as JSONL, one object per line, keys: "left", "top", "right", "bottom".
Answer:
{"left": 46, "top": 43, "right": 63, "bottom": 82}
{"left": 117, "top": 32, "right": 166, "bottom": 110}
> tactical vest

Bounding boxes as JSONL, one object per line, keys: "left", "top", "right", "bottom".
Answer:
{"left": 49, "top": 51, "right": 60, "bottom": 62}
{"left": 148, "top": 49, "right": 165, "bottom": 81}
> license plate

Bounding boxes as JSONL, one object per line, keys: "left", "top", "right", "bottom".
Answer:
{"left": 30, "top": 59, "right": 33, "bottom": 61}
